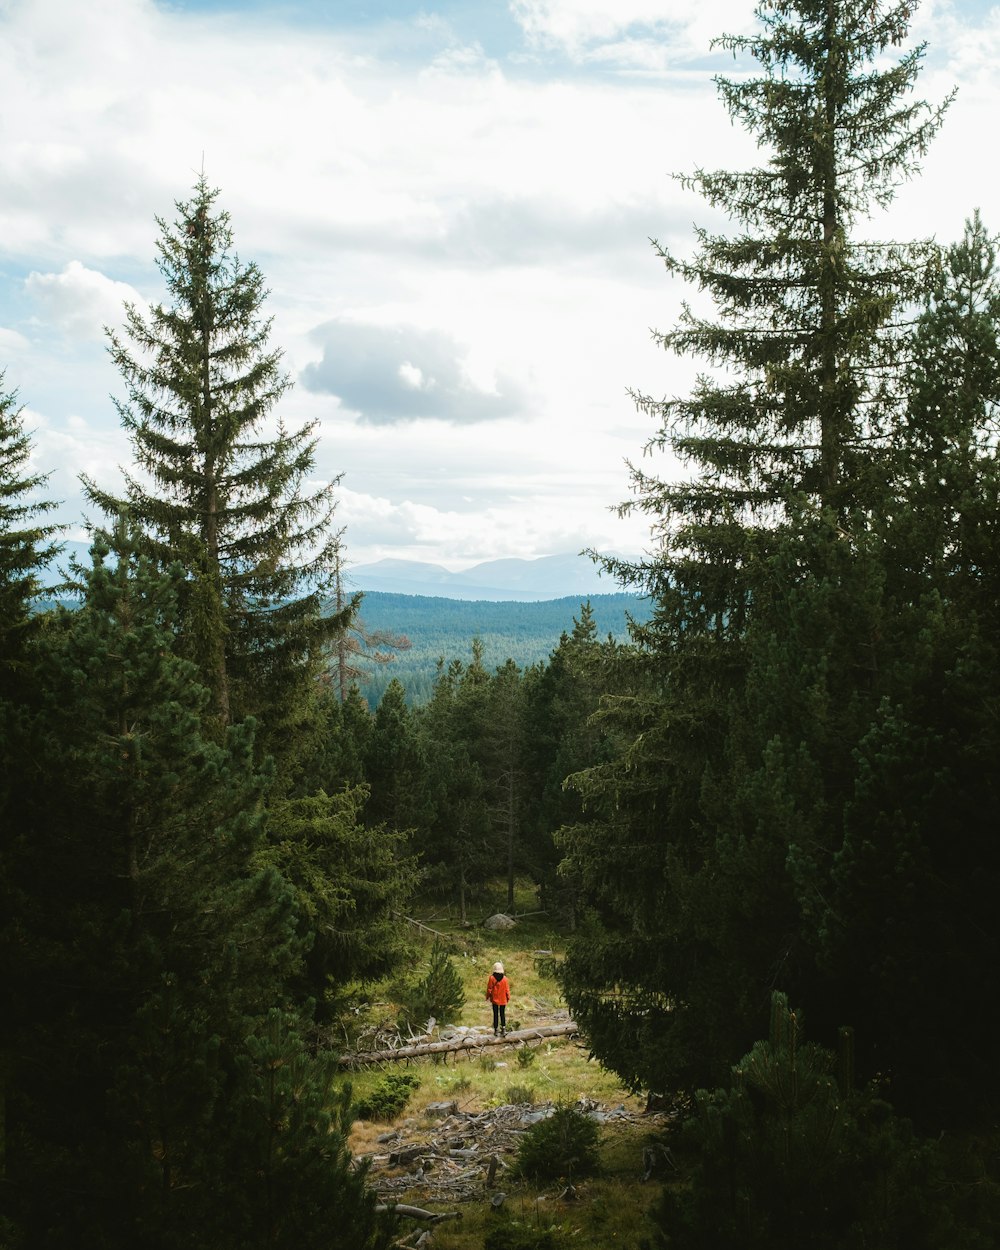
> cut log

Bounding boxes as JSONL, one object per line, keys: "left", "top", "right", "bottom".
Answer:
{"left": 388, "top": 1144, "right": 429, "bottom": 1167}
{"left": 340, "top": 1022, "right": 578, "bottom": 1067}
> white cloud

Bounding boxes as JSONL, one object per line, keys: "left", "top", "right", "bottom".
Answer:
{"left": 301, "top": 320, "right": 529, "bottom": 424}
{"left": 24, "top": 405, "right": 131, "bottom": 519}
{"left": 335, "top": 482, "right": 649, "bottom": 569}
{"left": 0, "top": 326, "right": 31, "bottom": 358}
{"left": 1, "top": 0, "right": 997, "bottom": 572}
{"left": 398, "top": 362, "right": 426, "bottom": 390}
{"left": 24, "top": 261, "right": 141, "bottom": 340}
{"left": 508, "top": 0, "right": 755, "bottom": 64}
{"left": 511, "top": 0, "right": 684, "bottom": 47}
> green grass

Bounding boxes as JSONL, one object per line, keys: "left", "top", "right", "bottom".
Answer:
{"left": 341, "top": 881, "right": 662, "bottom": 1249}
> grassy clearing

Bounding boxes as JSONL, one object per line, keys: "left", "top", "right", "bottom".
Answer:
{"left": 341, "top": 882, "right": 663, "bottom": 1249}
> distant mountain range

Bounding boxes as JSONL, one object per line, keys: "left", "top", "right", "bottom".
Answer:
{"left": 346, "top": 552, "right": 630, "bottom": 601}
{"left": 356, "top": 590, "right": 651, "bottom": 706}
{"left": 41, "top": 544, "right": 633, "bottom": 603}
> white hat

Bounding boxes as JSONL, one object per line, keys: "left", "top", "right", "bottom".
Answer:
{"left": 493, "top": 962, "right": 504, "bottom": 974}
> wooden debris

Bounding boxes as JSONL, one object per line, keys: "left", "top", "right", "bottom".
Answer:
{"left": 642, "top": 1143, "right": 677, "bottom": 1180}
{"left": 389, "top": 1144, "right": 428, "bottom": 1167}
{"left": 340, "top": 1022, "right": 577, "bottom": 1067}
{"left": 393, "top": 911, "right": 453, "bottom": 942}
{"left": 376, "top": 1203, "right": 461, "bottom": 1223}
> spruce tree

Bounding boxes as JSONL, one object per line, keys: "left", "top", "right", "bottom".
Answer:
{"left": 0, "top": 375, "right": 61, "bottom": 1213}
{"left": 258, "top": 787, "right": 414, "bottom": 1022}
{"left": 363, "top": 678, "right": 431, "bottom": 834}
{"left": 656, "top": 994, "right": 963, "bottom": 1248}
{"left": 0, "top": 374, "right": 61, "bottom": 691}
{"left": 83, "top": 178, "right": 349, "bottom": 764}
{"left": 810, "top": 217, "right": 1000, "bottom": 1120}
{"left": 524, "top": 604, "right": 615, "bottom": 925}
{"left": 403, "top": 938, "right": 466, "bottom": 1030}
{"left": 560, "top": 0, "right": 954, "bottom": 1102}
{"left": 4, "top": 524, "right": 307, "bottom": 1245}
{"left": 225, "top": 1011, "right": 395, "bottom": 1250}
{"left": 484, "top": 659, "right": 528, "bottom": 911}
{"left": 293, "top": 679, "right": 372, "bottom": 796}
{"left": 417, "top": 649, "right": 493, "bottom": 923}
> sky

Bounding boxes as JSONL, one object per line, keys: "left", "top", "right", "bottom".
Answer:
{"left": 2, "top": 0, "right": 998, "bottom": 571}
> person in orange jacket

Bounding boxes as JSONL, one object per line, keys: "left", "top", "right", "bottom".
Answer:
{"left": 486, "top": 961, "right": 510, "bottom": 1036}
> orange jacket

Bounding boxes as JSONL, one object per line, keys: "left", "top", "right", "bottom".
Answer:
{"left": 486, "top": 973, "right": 511, "bottom": 1005}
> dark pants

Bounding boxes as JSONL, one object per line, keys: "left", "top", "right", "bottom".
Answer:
{"left": 492, "top": 1003, "right": 506, "bottom": 1031}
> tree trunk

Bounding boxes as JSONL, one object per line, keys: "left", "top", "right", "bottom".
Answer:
{"left": 339, "top": 1022, "right": 577, "bottom": 1067}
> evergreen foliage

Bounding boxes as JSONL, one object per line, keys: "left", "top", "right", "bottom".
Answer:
{"left": 524, "top": 604, "right": 616, "bottom": 925}
{"left": 82, "top": 177, "right": 350, "bottom": 765}
{"left": 484, "top": 658, "right": 529, "bottom": 911}
{"left": 0, "top": 375, "right": 61, "bottom": 695}
{"left": 364, "top": 678, "right": 432, "bottom": 832}
{"left": 223, "top": 1011, "right": 395, "bottom": 1250}
{"left": 656, "top": 994, "right": 964, "bottom": 1249}
{"left": 296, "top": 681, "right": 374, "bottom": 796}
{"left": 0, "top": 376, "right": 62, "bottom": 1225}
{"left": 808, "top": 215, "right": 1000, "bottom": 1117}
{"left": 352, "top": 1071, "right": 421, "bottom": 1122}
{"left": 514, "top": 1103, "right": 601, "bottom": 1182}
{"left": 416, "top": 644, "right": 494, "bottom": 922}
{"left": 4, "top": 57, "right": 1000, "bottom": 1238}
{"left": 402, "top": 938, "right": 466, "bottom": 1029}
{"left": 3, "top": 525, "right": 307, "bottom": 1245}
{"left": 556, "top": 0, "right": 1000, "bottom": 1132}
{"left": 256, "top": 787, "right": 415, "bottom": 1021}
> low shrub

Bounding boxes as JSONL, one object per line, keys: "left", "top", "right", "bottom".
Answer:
{"left": 515, "top": 1102, "right": 601, "bottom": 1182}
{"left": 484, "top": 1218, "right": 566, "bottom": 1250}
{"left": 352, "top": 1071, "right": 420, "bottom": 1122}
{"left": 400, "top": 939, "right": 465, "bottom": 1029}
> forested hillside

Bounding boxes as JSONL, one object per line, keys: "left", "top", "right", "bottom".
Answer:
{"left": 345, "top": 591, "right": 651, "bottom": 705}
{"left": 3, "top": 2, "right": 1000, "bottom": 1246}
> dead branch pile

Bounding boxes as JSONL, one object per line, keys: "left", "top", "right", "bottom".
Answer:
{"left": 359, "top": 1098, "right": 647, "bottom": 1207}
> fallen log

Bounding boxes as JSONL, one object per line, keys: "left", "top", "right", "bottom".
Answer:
{"left": 376, "top": 1203, "right": 462, "bottom": 1223}
{"left": 339, "top": 1022, "right": 578, "bottom": 1067}
{"left": 392, "top": 911, "right": 453, "bottom": 942}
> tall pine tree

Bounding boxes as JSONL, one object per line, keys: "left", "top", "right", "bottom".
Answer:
{"left": 4, "top": 525, "right": 299, "bottom": 1245}
{"left": 417, "top": 647, "right": 493, "bottom": 923}
{"left": 0, "top": 375, "right": 61, "bottom": 1212}
{"left": 526, "top": 604, "right": 618, "bottom": 927}
{"left": 0, "top": 374, "right": 61, "bottom": 694}
{"left": 560, "top": 0, "right": 957, "bottom": 1107}
{"left": 83, "top": 178, "right": 349, "bottom": 765}
{"left": 808, "top": 216, "right": 1000, "bottom": 1121}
